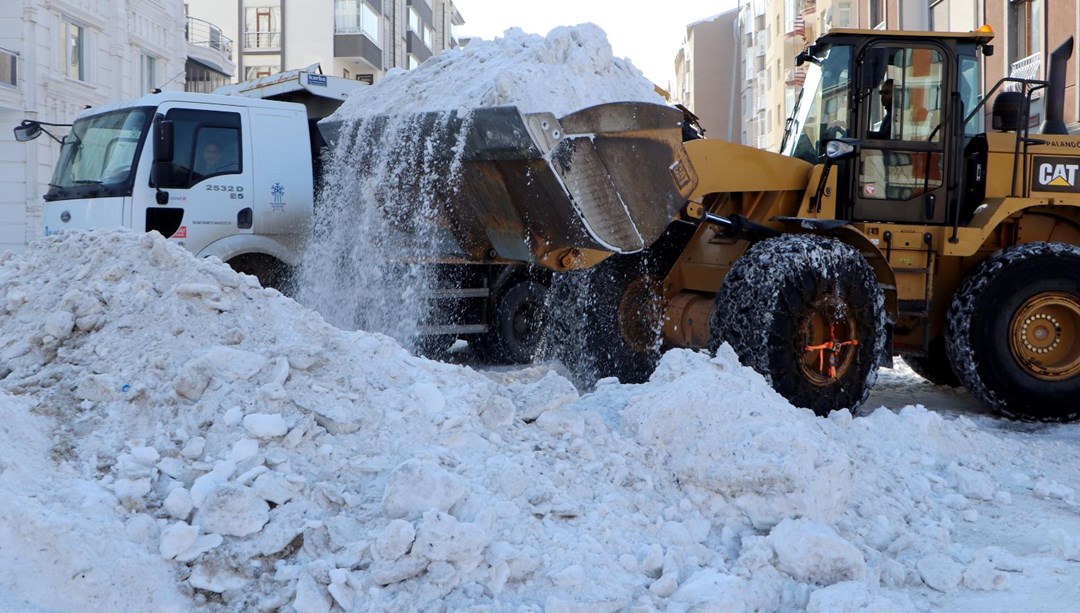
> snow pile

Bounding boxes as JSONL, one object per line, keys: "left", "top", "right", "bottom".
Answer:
{"left": 2, "top": 230, "right": 1080, "bottom": 611}
{"left": 297, "top": 24, "right": 664, "bottom": 346}
{"left": 331, "top": 24, "right": 663, "bottom": 119}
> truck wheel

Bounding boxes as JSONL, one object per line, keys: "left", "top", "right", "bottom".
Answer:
{"left": 710, "top": 235, "right": 886, "bottom": 416}
{"left": 904, "top": 336, "right": 960, "bottom": 387}
{"left": 945, "top": 242, "right": 1080, "bottom": 421}
{"left": 472, "top": 279, "right": 548, "bottom": 364}
{"left": 414, "top": 335, "right": 457, "bottom": 360}
{"left": 227, "top": 254, "right": 292, "bottom": 295}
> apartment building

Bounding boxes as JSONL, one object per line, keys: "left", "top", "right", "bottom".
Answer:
{"left": 673, "top": 9, "right": 741, "bottom": 142}
{"left": 185, "top": 0, "right": 465, "bottom": 84}
{"left": 734, "top": 0, "right": 1080, "bottom": 154}
{"left": 0, "top": 0, "right": 233, "bottom": 252}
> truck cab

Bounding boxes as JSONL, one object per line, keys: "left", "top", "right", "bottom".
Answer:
{"left": 40, "top": 92, "right": 314, "bottom": 284}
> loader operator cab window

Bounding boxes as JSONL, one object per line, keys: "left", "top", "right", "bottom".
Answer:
{"left": 855, "top": 44, "right": 948, "bottom": 224}
{"left": 781, "top": 43, "right": 852, "bottom": 163}
{"left": 156, "top": 109, "right": 242, "bottom": 189}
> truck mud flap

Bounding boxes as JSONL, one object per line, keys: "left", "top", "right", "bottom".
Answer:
{"left": 318, "top": 101, "right": 698, "bottom": 267}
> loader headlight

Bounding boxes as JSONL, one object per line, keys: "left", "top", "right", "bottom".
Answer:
{"left": 825, "top": 139, "right": 857, "bottom": 160}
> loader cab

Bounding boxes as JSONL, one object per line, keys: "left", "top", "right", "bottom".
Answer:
{"left": 782, "top": 30, "right": 992, "bottom": 226}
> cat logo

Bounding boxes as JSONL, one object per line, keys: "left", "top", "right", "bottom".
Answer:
{"left": 1033, "top": 156, "right": 1080, "bottom": 192}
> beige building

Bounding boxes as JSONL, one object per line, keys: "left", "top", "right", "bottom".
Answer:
{"left": 184, "top": 0, "right": 464, "bottom": 84}
{"left": 735, "top": 0, "right": 1080, "bottom": 152}
{"left": 673, "top": 9, "right": 741, "bottom": 142}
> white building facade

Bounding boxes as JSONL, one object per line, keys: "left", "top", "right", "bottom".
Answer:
{"left": 185, "top": 0, "right": 464, "bottom": 84}
{"left": 0, "top": 0, "right": 232, "bottom": 252}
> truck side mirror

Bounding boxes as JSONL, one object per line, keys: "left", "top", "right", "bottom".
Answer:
{"left": 13, "top": 121, "right": 42, "bottom": 142}
{"left": 151, "top": 115, "right": 173, "bottom": 203}
{"left": 153, "top": 117, "right": 174, "bottom": 164}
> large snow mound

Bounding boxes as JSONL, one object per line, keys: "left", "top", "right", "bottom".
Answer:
{"left": 1, "top": 230, "right": 1078, "bottom": 611}
{"left": 331, "top": 24, "right": 664, "bottom": 119}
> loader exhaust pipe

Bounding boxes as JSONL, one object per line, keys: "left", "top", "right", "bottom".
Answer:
{"left": 1040, "top": 36, "right": 1074, "bottom": 135}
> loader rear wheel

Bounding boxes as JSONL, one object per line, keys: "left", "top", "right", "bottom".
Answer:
{"left": 905, "top": 336, "right": 960, "bottom": 387}
{"left": 472, "top": 279, "right": 548, "bottom": 364}
{"left": 945, "top": 242, "right": 1080, "bottom": 421}
{"left": 710, "top": 235, "right": 886, "bottom": 416}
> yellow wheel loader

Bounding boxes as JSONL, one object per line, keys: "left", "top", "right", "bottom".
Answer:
{"left": 628, "top": 27, "right": 1080, "bottom": 421}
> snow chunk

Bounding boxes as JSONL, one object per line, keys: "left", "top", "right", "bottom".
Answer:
{"left": 917, "top": 553, "right": 963, "bottom": 592}
{"left": 194, "top": 484, "right": 270, "bottom": 537}
{"left": 381, "top": 459, "right": 466, "bottom": 520}
{"left": 243, "top": 413, "right": 289, "bottom": 438}
{"left": 767, "top": 518, "right": 866, "bottom": 585}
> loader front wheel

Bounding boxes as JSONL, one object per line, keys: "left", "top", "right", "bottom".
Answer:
{"left": 550, "top": 254, "right": 664, "bottom": 385}
{"left": 710, "top": 235, "right": 886, "bottom": 416}
{"left": 945, "top": 242, "right": 1080, "bottom": 421}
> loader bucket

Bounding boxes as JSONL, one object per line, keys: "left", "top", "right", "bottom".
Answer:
{"left": 317, "top": 101, "right": 697, "bottom": 268}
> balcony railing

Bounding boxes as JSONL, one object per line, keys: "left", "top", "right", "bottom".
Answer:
{"left": 785, "top": 66, "right": 807, "bottom": 87}
{"left": 185, "top": 16, "right": 233, "bottom": 61}
{"left": 244, "top": 31, "right": 281, "bottom": 50}
{"left": 1005, "top": 52, "right": 1042, "bottom": 92}
{"left": 0, "top": 46, "right": 16, "bottom": 87}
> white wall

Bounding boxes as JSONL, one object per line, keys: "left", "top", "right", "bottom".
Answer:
{"left": 0, "top": 0, "right": 187, "bottom": 253}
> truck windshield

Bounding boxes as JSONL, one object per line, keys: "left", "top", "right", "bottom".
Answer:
{"left": 46, "top": 107, "right": 153, "bottom": 201}
{"left": 781, "top": 44, "right": 852, "bottom": 163}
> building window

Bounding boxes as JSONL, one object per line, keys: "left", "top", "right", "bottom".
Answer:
{"left": 185, "top": 58, "right": 230, "bottom": 93}
{"left": 869, "top": 0, "right": 885, "bottom": 29}
{"left": 244, "top": 65, "right": 279, "bottom": 80}
{"left": 1010, "top": 0, "right": 1043, "bottom": 62}
{"left": 335, "top": 0, "right": 381, "bottom": 44}
{"left": 836, "top": 1, "right": 853, "bottom": 28}
{"left": 356, "top": 73, "right": 373, "bottom": 84}
{"left": 244, "top": 7, "right": 281, "bottom": 49}
{"left": 140, "top": 54, "right": 158, "bottom": 93}
{"left": 61, "top": 20, "right": 85, "bottom": 81}
{"left": 408, "top": 7, "right": 421, "bottom": 33}
{"left": 0, "top": 47, "right": 16, "bottom": 88}
{"left": 343, "top": 68, "right": 350, "bottom": 79}
{"left": 406, "top": 54, "right": 420, "bottom": 70}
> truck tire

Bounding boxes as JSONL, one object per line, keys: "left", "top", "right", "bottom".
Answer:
{"left": 227, "top": 254, "right": 292, "bottom": 295}
{"left": 472, "top": 278, "right": 548, "bottom": 364}
{"left": 945, "top": 242, "right": 1080, "bottom": 421}
{"left": 710, "top": 235, "right": 886, "bottom": 416}
{"left": 550, "top": 255, "right": 664, "bottom": 385}
{"left": 904, "top": 336, "right": 960, "bottom": 387}
{"left": 414, "top": 334, "right": 458, "bottom": 360}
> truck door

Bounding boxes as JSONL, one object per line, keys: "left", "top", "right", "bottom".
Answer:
{"left": 140, "top": 104, "right": 253, "bottom": 253}
{"left": 852, "top": 44, "right": 951, "bottom": 224}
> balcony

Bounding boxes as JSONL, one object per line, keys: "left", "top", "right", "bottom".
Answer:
{"left": 1006, "top": 52, "right": 1042, "bottom": 92}
{"left": 185, "top": 16, "right": 234, "bottom": 82}
{"left": 244, "top": 31, "right": 281, "bottom": 50}
{"left": 785, "top": 14, "right": 806, "bottom": 40}
{"left": 186, "top": 16, "right": 233, "bottom": 61}
{"left": 785, "top": 66, "right": 807, "bottom": 87}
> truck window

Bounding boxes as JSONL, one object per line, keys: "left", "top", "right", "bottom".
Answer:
{"left": 158, "top": 109, "right": 242, "bottom": 189}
